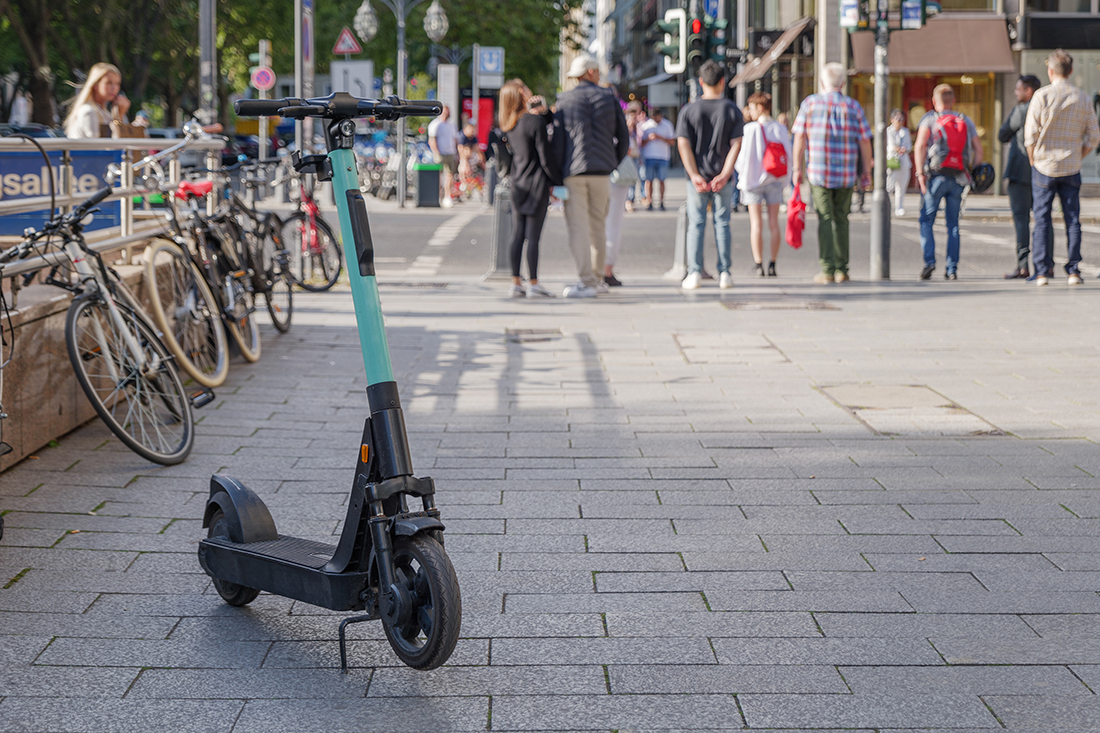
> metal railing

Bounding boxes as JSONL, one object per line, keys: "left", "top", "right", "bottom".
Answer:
{"left": 0, "top": 135, "right": 224, "bottom": 307}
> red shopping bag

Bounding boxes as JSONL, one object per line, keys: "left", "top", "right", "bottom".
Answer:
{"left": 785, "top": 182, "right": 806, "bottom": 250}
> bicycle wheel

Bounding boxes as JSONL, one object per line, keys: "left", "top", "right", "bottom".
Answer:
{"left": 143, "top": 238, "right": 229, "bottom": 388}
{"left": 263, "top": 251, "right": 294, "bottom": 333}
{"left": 224, "top": 279, "right": 262, "bottom": 363}
{"left": 281, "top": 213, "right": 343, "bottom": 292}
{"left": 66, "top": 294, "right": 194, "bottom": 465}
{"left": 381, "top": 534, "right": 462, "bottom": 670}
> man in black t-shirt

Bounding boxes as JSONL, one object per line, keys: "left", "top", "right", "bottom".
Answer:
{"left": 675, "top": 61, "right": 745, "bottom": 290}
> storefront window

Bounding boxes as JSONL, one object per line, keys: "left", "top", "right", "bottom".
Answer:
{"left": 1027, "top": 0, "right": 1091, "bottom": 10}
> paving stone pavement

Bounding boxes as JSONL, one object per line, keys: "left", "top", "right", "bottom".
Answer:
{"left": 4, "top": 272, "right": 1100, "bottom": 732}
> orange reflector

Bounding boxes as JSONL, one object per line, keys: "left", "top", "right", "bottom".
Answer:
{"left": 361, "top": 445, "right": 369, "bottom": 463}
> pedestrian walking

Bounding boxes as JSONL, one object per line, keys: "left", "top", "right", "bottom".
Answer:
{"left": 886, "top": 109, "right": 912, "bottom": 216}
{"left": 604, "top": 127, "right": 640, "bottom": 287}
{"left": 913, "top": 83, "right": 983, "bottom": 281}
{"left": 428, "top": 105, "right": 460, "bottom": 207}
{"left": 1024, "top": 50, "right": 1100, "bottom": 286}
{"left": 498, "top": 80, "right": 561, "bottom": 299}
{"left": 736, "top": 91, "right": 791, "bottom": 277}
{"left": 999, "top": 75, "right": 1044, "bottom": 279}
{"left": 791, "top": 62, "right": 872, "bottom": 284}
{"left": 64, "top": 63, "right": 131, "bottom": 139}
{"left": 639, "top": 107, "right": 675, "bottom": 211}
{"left": 624, "top": 101, "right": 644, "bottom": 212}
{"left": 676, "top": 60, "right": 745, "bottom": 290}
{"left": 554, "top": 56, "right": 629, "bottom": 299}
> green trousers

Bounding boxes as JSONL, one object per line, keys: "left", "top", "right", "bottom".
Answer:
{"left": 811, "top": 186, "right": 853, "bottom": 276}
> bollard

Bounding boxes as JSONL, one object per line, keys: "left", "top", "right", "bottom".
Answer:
{"left": 661, "top": 201, "right": 689, "bottom": 281}
{"left": 486, "top": 164, "right": 497, "bottom": 206}
{"left": 483, "top": 178, "right": 513, "bottom": 280}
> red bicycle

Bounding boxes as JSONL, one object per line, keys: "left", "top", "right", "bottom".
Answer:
{"left": 278, "top": 166, "right": 344, "bottom": 292}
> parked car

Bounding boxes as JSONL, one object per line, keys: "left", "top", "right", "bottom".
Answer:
{"left": 0, "top": 122, "right": 63, "bottom": 138}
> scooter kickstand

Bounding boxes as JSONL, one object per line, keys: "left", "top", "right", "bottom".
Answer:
{"left": 338, "top": 614, "right": 377, "bottom": 673}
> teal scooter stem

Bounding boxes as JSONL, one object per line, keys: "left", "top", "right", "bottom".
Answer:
{"left": 198, "top": 94, "right": 461, "bottom": 672}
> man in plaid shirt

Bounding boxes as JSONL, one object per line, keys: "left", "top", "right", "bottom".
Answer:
{"left": 792, "top": 63, "right": 873, "bottom": 284}
{"left": 1025, "top": 49, "right": 1100, "bottom": 286}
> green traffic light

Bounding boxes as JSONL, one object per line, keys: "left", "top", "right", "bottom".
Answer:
{"left": 654, "top": 19, "right": 680, "bottom": 35}
{"left": 655, "top": 42, "right": 680, "bottom": 59}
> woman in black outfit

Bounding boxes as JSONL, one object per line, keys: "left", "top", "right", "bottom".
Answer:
{"left": 499, "top": 79, "right": 561, "bottom": 298}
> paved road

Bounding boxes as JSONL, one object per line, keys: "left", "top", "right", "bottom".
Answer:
{"left": 4, "top": 193, "right": 1100, "bottom": 731}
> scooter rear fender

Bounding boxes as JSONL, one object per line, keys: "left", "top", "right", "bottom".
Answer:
{"left": 202, "top": 474, "right": 278, "bottom": 544}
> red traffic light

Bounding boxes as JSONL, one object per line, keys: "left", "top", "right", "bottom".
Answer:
{"left": 691, "top": 18, "right": 703, "bottom": 33}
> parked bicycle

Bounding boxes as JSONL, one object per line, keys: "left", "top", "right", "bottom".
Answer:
{"left": 277, "top": 161, "right": 343, "bottom": 292}
{"left": 0, "top": 184, "right": 207, "bottom": 464}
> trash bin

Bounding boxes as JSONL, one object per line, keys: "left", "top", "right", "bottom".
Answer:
{"left": 413, "top": 163, "right": 441, "bottom": 207}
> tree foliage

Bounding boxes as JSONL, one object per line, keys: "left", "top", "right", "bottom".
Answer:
{"left": 0, "top": 0, "right": 583, "bottom": 127}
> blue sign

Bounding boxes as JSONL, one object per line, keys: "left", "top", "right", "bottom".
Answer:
{"left": 0, "top": 151, "right": 121, "bottom": 236}
{"left": 901, "top": 0, "right": 923, "bottom": 29}
{"left": 704, "top": 0, "right": 719, "bottom": 16}
{"left": 477, "top": 47, "right": 504, "bottom": 75}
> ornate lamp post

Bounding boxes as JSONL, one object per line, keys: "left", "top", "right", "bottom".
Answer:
{"left": 355, "top": 0, "right": 448, "bottom": 207}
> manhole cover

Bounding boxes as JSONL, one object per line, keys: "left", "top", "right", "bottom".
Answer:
{"left": 817, "top": 384, "right": 1004, "bottom": 437}
{"left": 506, "top": 328, "right": 561, "bottom": 343}
{"left": 379, "top": 282, "right": 448, "bottom": 289}
{"left": 673, "top": 332, "right": 789, "bottom": 364}
{"left": 722, "top": 301, "right": 840, "bottom": 311}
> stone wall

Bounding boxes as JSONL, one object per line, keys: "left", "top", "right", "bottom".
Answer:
{"left": 0, "top": 264, "right": 152, "bottom": 472}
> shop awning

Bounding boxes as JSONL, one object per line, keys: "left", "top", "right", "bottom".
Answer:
{"left": 850, "top": 18, "right": 1015, "bottom": 74}
{"left": 729, "top": 17, "right": 816, "bottom": 87}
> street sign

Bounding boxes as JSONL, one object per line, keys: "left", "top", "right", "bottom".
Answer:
{"left": 330, "top": 60, "right": 374, "bottom": 97}
{"left": 901, "top": 0, "right": 923, "bottom": 29}
{"left": 477, "top": 46, "right": 504, "bottom": 75}
{"left": 332, "top": 27, "right": 363, "bottom": 55}
{"left": 704, "top": 0, "right": 719, "bottom": 16}
{"left": 437, "top": 64, "right": 459, "bottom": 120}
{"left": 840, "top": 0, "right": 861, "bottom": 27}
{"left": 250, "top": 66, "right": 276, "bottom": 91}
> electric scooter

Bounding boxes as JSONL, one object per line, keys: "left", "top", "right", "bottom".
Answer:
{"left": 199, "top": 93, "right": 460, "bottom": 671}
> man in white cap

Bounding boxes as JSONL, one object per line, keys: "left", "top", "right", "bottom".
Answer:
{"left": 554, "top": 55, "right": 629, "bottom": 298}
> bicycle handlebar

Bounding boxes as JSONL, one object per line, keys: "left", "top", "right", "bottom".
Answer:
{"left": 234, "top": 92, "right": 442, "bottom": 121}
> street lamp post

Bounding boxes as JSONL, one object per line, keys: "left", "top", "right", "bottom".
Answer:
{"left": 355, "top": 0, "right": 447, "bottom": 208}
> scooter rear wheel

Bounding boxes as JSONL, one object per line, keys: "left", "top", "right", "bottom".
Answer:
{"left": 382, "top": 534, "right": 461, "bottom": 670}
{"left": 207, "top": 509, "right": 261, "bottom": 606}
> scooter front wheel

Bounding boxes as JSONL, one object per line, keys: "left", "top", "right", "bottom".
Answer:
{"left": 207, "top": 509, "right": 261, "bottom": 606}
{"left": 382, "top": 534, "right": 461, "bottom": 670}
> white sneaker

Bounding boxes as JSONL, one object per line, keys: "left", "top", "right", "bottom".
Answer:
{"left": 681, "top": 271, "right": 702, "bottom": 290}
{"left": 562, "top": 283, "right": 598, "bottom": 298}
{"left": 1068, "top": 274, "right": 1083, "bottom": 286}
{"left": 526, "top": 282, "right": 554, "bottom": 298}
{"left": 1036, "top": 276, "right": 1049, "bottom": 287}
{"left": 719, "top": 272, "right": 733, "bottom": 289}
{"left": 509, "top": 284, "right": 526, "bottom": 298}
{"left": 441, "top": 196, "right": 454, "bottom": 208}
{"left": 597, "top": 281, "right": 610, "bottom": 294}
{"left": 896, "top": 208, "right": 905, "bottom": 217}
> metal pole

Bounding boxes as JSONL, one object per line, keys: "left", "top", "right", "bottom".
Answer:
{"left": 259, "top": 39, "right": 270, "bottom": 163}
{"left": 397, "top": 3, "right": 408, "bottom": 208}
{"left": 295, "top": 0, "right": 304, "bottom": 154}
{"left": 199, "top": 0, "right": 217, "bottom": 126}
{"left": 736, "top": 0, "right": 748, "bottom": 107}
{"left": 472, "top": 43, "right": 480, "bottom": 137}
{"left": 868, "top": 19, "right": 891, "bottom": 280}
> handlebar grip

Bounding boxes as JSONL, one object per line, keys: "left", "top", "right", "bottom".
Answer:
{"left": 234, "top": 98, "right": 296, "bottom": 117}
{"left": 396, "top": 101, "right": 444, "bottom": 117}
{"left": 76, "top": 185, "right": 113, "bottom": 214}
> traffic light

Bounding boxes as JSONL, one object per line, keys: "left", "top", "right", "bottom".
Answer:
{"left": 687, "top": 15, "right": 706, "bottom": 72}
{"left": 653, "top": 8, "right": 687, "bottom": 75}
{"left": 706, "top": 17, "right": 728, "bottom": 63}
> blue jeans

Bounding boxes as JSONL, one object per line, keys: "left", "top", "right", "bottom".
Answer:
{"left": 919, "top": 174, "right": 964, "bottom": 273}
{"left": 686, "top": 182, "right": 733, "bottom": 275}
{"left": 1032, "top": 170, "right": 1082, "bottom": 276}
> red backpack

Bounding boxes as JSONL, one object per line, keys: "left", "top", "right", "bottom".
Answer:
{"left": 761, "top": 124, "right": 788, "bottom": 177}
{"left": 927, "top": 112, "right": 969, "bottom": 173}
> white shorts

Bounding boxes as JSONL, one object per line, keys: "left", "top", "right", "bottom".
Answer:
{"left": 741, "top": 180, "right": 786, "bottom": 205}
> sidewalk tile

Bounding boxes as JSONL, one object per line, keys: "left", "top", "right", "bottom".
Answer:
{"left": 0, "top": 699, "right": 243, "bottom": 733}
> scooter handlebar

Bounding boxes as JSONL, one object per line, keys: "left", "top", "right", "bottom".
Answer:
{"left": 234, "top": 98, "right": 301, "bottom": 117}
{"left": 234, "top": 93, "right": 443, "bottom": 121}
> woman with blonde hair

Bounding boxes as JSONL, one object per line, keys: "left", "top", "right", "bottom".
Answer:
{"left": 64, "top": 63, "right": 131, "bottom": 139}
{"left": 499, "top": 78, "right": 561, "bottom": 298}
{"left": 736, "top": 91, "right": 791, "bottom": 277}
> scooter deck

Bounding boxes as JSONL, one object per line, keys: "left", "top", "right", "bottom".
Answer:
{"left": 199, "top": 534, "right": 374, "bottom": 612}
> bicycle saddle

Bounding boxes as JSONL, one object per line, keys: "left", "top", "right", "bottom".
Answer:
{"left": 176, "top": 180, "right": 214, "bottom": 199}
